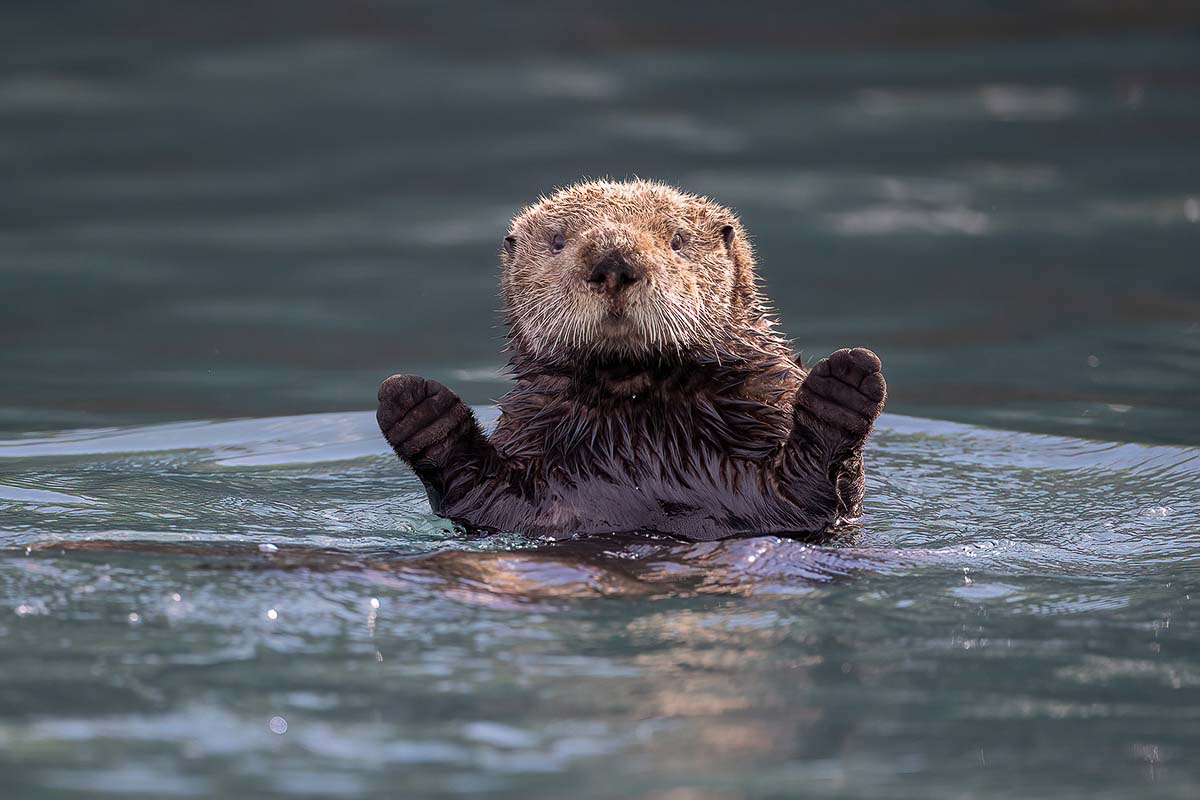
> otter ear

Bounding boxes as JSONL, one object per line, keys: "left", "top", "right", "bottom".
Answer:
{"left": 722, "top": 222, "right": 756, "bottom": 311}
{"left": 502, "top": 235, "right": 517, "bottom": 257}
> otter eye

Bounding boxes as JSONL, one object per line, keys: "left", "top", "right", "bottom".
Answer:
{"left": 503, "top": 235, "right": 517, "bottom": 254}
{"left": 550, "top": 232, "right": 566, "bottom": 253}
{"left": 721, "top": 225, "right": 735, "bottom": 247}
{"left": 671, "top": 232, "right": 686, "bottom": 251}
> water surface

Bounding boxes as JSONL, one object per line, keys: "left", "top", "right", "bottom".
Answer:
{"left": 2, "top": 8, "right": 1199, "bottom": 443}
{"left": 2, "top": 3, "right": 1200, "bottom": 798}
{"left": 2, "top": 411, "right": 1199, "bottom": 797}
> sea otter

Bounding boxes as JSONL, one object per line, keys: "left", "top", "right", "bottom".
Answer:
{"left": 377, "top": 179, "right": 886, "bottom": 540}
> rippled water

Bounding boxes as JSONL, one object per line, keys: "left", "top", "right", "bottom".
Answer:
{"left": 3, "top": 2, "right": 1200, "bottom": 797}
{"left": 2, "top": 412, "right": 1199, "bottom": 797}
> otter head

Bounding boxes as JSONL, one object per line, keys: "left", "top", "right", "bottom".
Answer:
{"left": 500, "top": 179, "right": 761, "bottom": 366}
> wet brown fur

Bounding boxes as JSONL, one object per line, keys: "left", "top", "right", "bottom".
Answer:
{"left": 377, "top": 179, "right": 886, "bottom": 540}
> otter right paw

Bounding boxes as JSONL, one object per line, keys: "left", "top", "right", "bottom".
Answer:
{"left": 376, "top": 374, "right": 471, "bottom": 465}
{"left": 797, "top": 348, "right": 887, "bottom": 435}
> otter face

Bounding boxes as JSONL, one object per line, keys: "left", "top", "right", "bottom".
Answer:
{"left": 500, "top": 180, "right": 757, "bottom": 363}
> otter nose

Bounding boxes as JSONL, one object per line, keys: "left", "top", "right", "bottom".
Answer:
{"left": 586, "top": 252, "right": 640, "bottom": 294}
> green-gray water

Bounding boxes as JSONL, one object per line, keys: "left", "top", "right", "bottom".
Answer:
{"left": 2, "top": 3, "right": 1200, "bottom": 798}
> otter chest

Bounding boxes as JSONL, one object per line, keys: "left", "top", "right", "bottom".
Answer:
{"left": 525, "top": 394, "right": 784, "bottom": 473}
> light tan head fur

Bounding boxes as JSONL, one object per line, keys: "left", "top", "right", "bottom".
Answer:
{"left": 500, "top": 179, "right": 768, "bottom": 365}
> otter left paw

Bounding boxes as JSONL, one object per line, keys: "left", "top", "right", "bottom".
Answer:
{"left": 797, "top": 348, "right": 886, "bottom": 435}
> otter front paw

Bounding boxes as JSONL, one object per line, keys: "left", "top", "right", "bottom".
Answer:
{"left": 797, "top": 348, "right": 886, "bottom": 435}
{"left": 377, "top": 374, "right": 472, "bottom": 465}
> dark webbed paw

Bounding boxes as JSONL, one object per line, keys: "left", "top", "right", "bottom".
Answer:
{"left": 377, "top": 374, "right": 472, "bottom": 466}
{"left": 798, "top": 348, "right": 886, "bottom": 435}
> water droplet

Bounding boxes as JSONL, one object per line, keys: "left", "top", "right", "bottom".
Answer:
{"left": 1087, "top": 355, "right": 1100, "bottom": 368}
{"left": 15, "top": 604, "right": 35, "bottom": 617}
{"left": 170, "top": 592, "right": 182, "bottom": 602}
{"left": 369, "top": 597, "right": 380, "bottom": 609}
{"left": 269, "top": 715, "right": 288, "bottom": 734}
{"left": 266, "top": 608, "right": 278, "bottom": 620}
{"left": 258, "top": 543, "right": 278, "bottom": 553}
{"left": 128, "top": 612, "right": 140, "bottom": 624}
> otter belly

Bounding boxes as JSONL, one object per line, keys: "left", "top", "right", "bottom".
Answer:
{"left": 524, "top": 475, "right": 833, "bottom": 541}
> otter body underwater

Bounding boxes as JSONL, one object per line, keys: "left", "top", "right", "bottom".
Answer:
{"left": 378, "top": 180, "right": 886, "bottom": 541}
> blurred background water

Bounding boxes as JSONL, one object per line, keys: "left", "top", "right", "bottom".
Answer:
{"left": 3, "top": 0, "right": 1199, "bottom": 443}
{"left": 2, "top": 2, "right": 1200, "bottom": 798}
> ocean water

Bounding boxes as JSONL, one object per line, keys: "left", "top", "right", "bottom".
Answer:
{"left": 2, "top": 411, "right": 1198, "bottom": 798}
{"left": 2, "top": 2, "right": 1200, "bottom": 797}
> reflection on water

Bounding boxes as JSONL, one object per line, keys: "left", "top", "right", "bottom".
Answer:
{"left": 2, "top": 411, "right": 1199, "bottom": 796}
{"left": 22, "top": 533, "right": 876, "bottom": 601}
